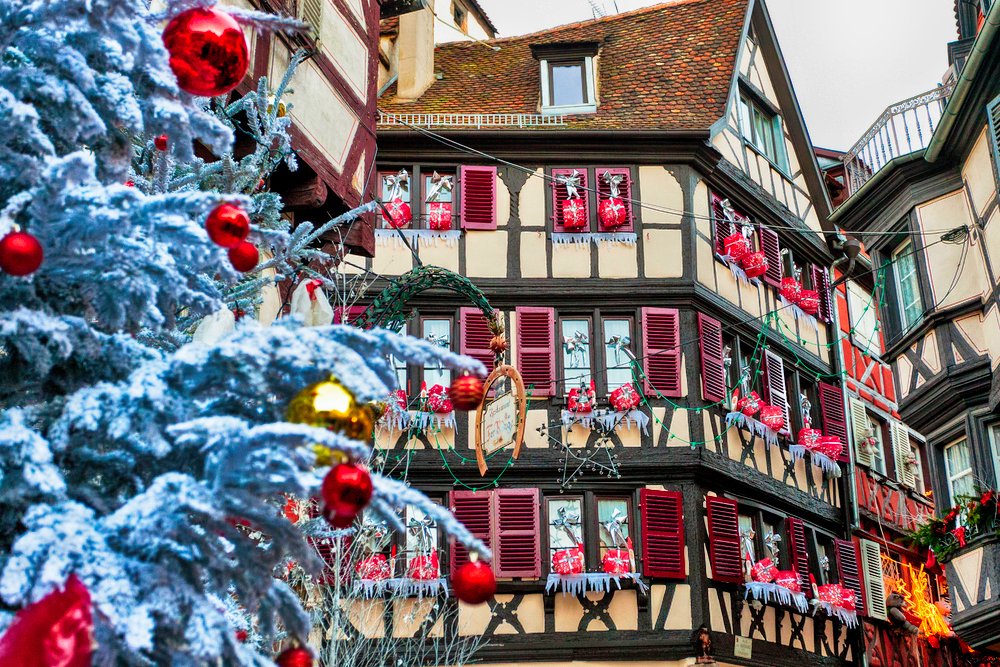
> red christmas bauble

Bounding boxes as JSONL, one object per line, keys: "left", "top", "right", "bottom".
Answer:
{"left": 275, "top": 646, "right": 313, "bottom": 667}
{"left": 448, "top": 374, "right": 484, "bottom": 411}
{"left": 162, "top": 7, "right": 249, "bottom": 97}
{"left": 154, "top": 134, "right": 168, "bottom": 151}
{"left": 0, "top": 574, "right": 92, "bottom": 667}
{"left": 321, "top": 464, "right": 372, "bottom": 525}
{"left": 0, "top": 231, "right": 43, "bottom": 276}
{"left": 228, "top": 241, "right": 259, "bottom": 273}
{"left": 125, "top": 179, "right": 135, "bottom": 187}
{"left": 205, "top": 203, "right": 250, "bottom": 248}
{"left": 452, "top": 561, "right": 496, "bottom": 604}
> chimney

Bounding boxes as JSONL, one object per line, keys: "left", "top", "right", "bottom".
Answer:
{"left": 396, "top": 1, "right": 435, "bottom": 100}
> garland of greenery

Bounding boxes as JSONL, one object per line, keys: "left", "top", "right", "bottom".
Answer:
{"left": 908, "top": 489, "right": 999, "bottom": 563}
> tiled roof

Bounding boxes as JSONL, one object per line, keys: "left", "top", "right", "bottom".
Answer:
{"left": 379, "top": 0, "right": 749, "bottom": 130}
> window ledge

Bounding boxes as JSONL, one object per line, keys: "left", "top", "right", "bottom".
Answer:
{"left": 542, "top": 104, "right": 597, "bottom": 116}
{"left": 544, "top": 571, "right": 648, "bottom": 595}
{"left": 744, "top": 141, "right": 791, "bottom": 180}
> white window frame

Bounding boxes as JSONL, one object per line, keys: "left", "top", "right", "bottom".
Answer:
{"left": 540, "top": 56, "right": 598, "bottom": 115}
{"left": 892, "top": 238, "right": 923, "bottom": 331}
{"left": 988, "top": 424, "right": 1000, "bottom": 489}
{"left": 944, "top": 437, "right": 975, "bottom": 505}
{"left": 846, "top": 280, "right": 880, "bottom": 356}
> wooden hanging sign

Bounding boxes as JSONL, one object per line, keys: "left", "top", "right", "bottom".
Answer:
{"left": 474, "top": 364, "right": 527, "bottom": 476}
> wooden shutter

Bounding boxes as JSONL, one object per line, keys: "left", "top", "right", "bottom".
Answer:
{"left": 762, "top": 350, "right": 790, "bottom": 435}
{"left": 987, "top": 95, "right": 1000, "bottom": 177}
{"left": 711, "top": 194, "right": 729, "bottom": 254}
{"left": 641, "top": 307, "right": 682, "bottom": 397}
{"left": 596, "top": 167, "right": 634, "bottom": 231}
{"left": 819, "top": 382, "right": 850, "bottom": 461}
{"left": 849, "top": 397, "right": 873, "bottom": 467}
{"left": 460, "top": 307, "right": 496, "bottom": 375}
{"left": 810, "top": 265, "right": 833, "bottom": 323}
{"left": 494, "top": 488, "right": 540, "bottom": 578}
{"left": 890, "top": 421, "right": 915, "bottom": 488}
{"left": 786, "top": 518, "right": 810, "bottom": 591}
{"left": 449, "top": 490, "right": 493, "bottom": 571}
{"left": 550, "top": 168, "right": 589, "bottom": 232}
{"left": 835, "top": 539, "right": 867, "bottom": 616}
{"left": 515, "top": 306, "right": 555, "bottom": 397}
{"left": 697, "top": 314, "right": 726, "bottom": 403}
{"left": 640, "top": 489, "right": 685, "bottom": 578}
{"left": 859, "top": 538, "right": 887, "bottom": 620}
{"left": 706, "top": 497, "right": 743, "bottom": 583}
{"left": 758, "top": 225, "right": 782, "bottom": 287}
{"left": 459, "top": 166, "right": 498, "bottom": 230}
{"left": 333, "top": 305, "right": 366, "bottom": 326}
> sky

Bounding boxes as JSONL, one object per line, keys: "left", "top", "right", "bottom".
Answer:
{"left": 477, "top": 0, "right": 957, "bottom": 150}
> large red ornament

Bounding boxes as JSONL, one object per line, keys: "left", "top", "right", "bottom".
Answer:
{"left": 759, "top": 403, "right": 785, "bottom": 432}
{"left": 448, "top": 374, "right": 484, "bottom": 411}
{"left": 779, "top": 277, "right": 802, "bottom": 303}
{"left": 321, "top": 463, "right": 372, "bottom": 528}
{"left": 427, "top": 202, "right": 452, "bottom": 231}
{"left": 0, "top": 231, "right": 43, "bottom": 276}
{"left": 567, "top": 383, "right": 596, "bottom": 414}
{"left": 815, "top": 435, "right": 843, "bottom": 460}
{"left": 205, "top": 203, "right": 250, "bottom": 248}
{"left": 275, "top": 646, "right": 313, "bottom": 667}
{"left": 561, "top": 199, "right": 587, "bottom": 230}
{"left": 797, "top": 290, "right": 820, "bottom": 316}
{"left": 722, "top": 232, "right": 751, "bottom": 261}
{"left": 385, "top": 198, "right": 412, "bottom": 228}
{"left": 740, "top": 251, "right": 769, "bottom": 279}
{"left": 228, "top": 242, "right": 258, "bottom": 273}
{"left": 154, "top": 134, "right": 168, "bottom": 151}
{"left": 0, "top": 574, "right": 92, "bottom": 667}
{"left": 598, "top": 197, "right": 627, "bottom": 229}
{"left": 425, "top": 384, "right": 453, "bottom": 414}
{"left": 162, "top": 7, "right": 249, "bottom": 97}
{"left": 452, "top": 561, "right": 496, "bottom": 604}
{"left": 797, "top": 428, "right": 821, "bottom": 450}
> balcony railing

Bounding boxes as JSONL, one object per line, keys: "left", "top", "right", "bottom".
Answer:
{"left": 378, "top": 112, "right": 567, "bottom": 129}
{"left": 842, "top": 84, "right": 953, "bottom": 197}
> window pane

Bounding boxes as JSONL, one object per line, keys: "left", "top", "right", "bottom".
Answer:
{"left": 739, "top": 97, "right": 753, "bottom": 143}
{"left": 597, "top": 499, "right": 630, "bottom": 559}
{"left": 847, "top": 281, "right": 880, "bottom": 355}
{"left": 550, "top": 62, "right": 586, "bottom": 106}
{"left": 869, "top": 419, "right": 886, "bottom": 475}
{"left": 422, "top": 319, "right": 452, "bottom": 387}
{"left": 946, "top": 439, "right": 975, "bottom": 503}
{"left": 738, "top": 514, "right": 756, "bottom": 566}
{"left": 548, "top": 498, "right": 584, "bottom": 565}
{"left": 562, "top": 319, "right": 592, "bottom": 392}
{"left": 424, "top": 173, "right": 454, "bottom": 203}
{"left": 405, "top": 505, "right": 438, "bottom": 561}
{"left": 391, "top": 355, "right": 408, "bottom": 395}
{"left": 893, "top": 241, "right": 923, "bottom": 329}
{"left": 911, "top": 444, "right": 925, "bottom": 492}
{"left": 603, "top": 319, "right": 632, "bottom": 391}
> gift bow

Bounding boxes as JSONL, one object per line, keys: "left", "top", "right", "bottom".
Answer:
{"left": 601, "top": 509, "right": 628, "bottom": 548}
{"left": 408, "top": 515, "right": 435, "bottom": 554}
{"left": 385, "top": 169, "right": 409, "bottom": 200}
{"left": 602, "top": 170, "right": 624, "bottom": 198}
{"left": 305, "top": 279, "right": 323, "bottom": 302}
{"left": 764, "top": 530, "right": 781, "bottom": 556}
{"left": 426, "top": 171, "right": 453, "bottom": 203}
{"left": 605, "top": 334, "right": 631, "bottom": 364}
{"left": 558, "top": 170, "right": 583, "bottom": 199}
{"left": 359, "top": 519, "right": 391, "bottom": 552}
{"left": 553, "top": 506, "right": 582, "bottom": 543}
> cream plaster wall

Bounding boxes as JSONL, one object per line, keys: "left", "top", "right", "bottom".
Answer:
{"left": 963, "top": 129, "right": 997, "bottom": 218}
{"left": 917, "top": 191, "right": 988, "bottom": 307}
{"left": 551, "top": 243, "right": 592, "bottom": 278}
{"left": 466, "top": 231, "right": 508, "bottom": 278}
{"left": 520, "top": 169, "right": 547, "bottom": 228}
{"left": 598, "top": 242, "right": 638, "bottom": 279}
{"left": 645, "top": 230, "right": 685, "bottom": 278}
{"left": 521, "top": 231, "right": 548, "bottom": 278}
{"left": 637, "top": 167, "right": 684, "bottom": 225}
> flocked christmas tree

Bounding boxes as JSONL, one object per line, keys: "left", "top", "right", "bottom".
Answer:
{"left": 0, "top": 2, "right": 492, "bottom": 664}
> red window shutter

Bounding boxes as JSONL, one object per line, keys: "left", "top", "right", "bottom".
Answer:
{"left": 449, "top": 490, "right": 493, "bottom": 571}
{"left": 758, "top": 225, "right": 783, "bottom": 287}
{"left": 810, "top": 265, "right": 833, "bottom": 323}
{"left": 309, "top": 535, "right": 352, "bottom": 585}
{"left": 494, "top": 488, "right": 540, "bottom": 578}
{"left": 596, "top": 167, "right": 634, "bottom": 232}
{"left": 550, "top": 168, "right": 589, "bottom": 232}
{"left": 818, "top": 381, "right": 849, "bottom": 461}
{"left": 697, "top": 313, "right": 726, "bottom": 403}
{"left": 762, "top": 350, "right": 790, "bottom": 435}
{"left": 711, "top": 194, "right": 729, "bottom": 254}
{"left": 835, "top": 538, "right": 868, "bottom": 616}
{"left": 459, "top": 166, "right": 497, "bottom": 230}
{"left": 515, "top": 306, "right": 555, "bottom": 397}
{"left": 640, "top": 489, "right": 685, "bottom": 578}
{"left": 706, "top": 497, "right": 743, "bottom": 583}
{"left": 786, "top": 517, "right": 811, "bottom": 591}
{"left": 641, "top": 307, "right": 682, "bottom": 397}
{"left": 460, "top": 307, "right": 496, "bottom": 375}
{"left": 333, "top": 305, "right": 367, "bottom": 326}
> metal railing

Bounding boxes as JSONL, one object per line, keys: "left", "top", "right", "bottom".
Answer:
{"left": 842, "top": 84, "right": 954, "bottom": 197}
{"left": 378, "top": 112, "right": 567, "bottom": 129}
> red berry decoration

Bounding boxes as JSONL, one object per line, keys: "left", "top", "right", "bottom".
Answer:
{"left": 448, "top": 373, "right": 485, "bottom": 411}
{"left": 0, "top": 231, "right": 43, "bottom": 276}
{"left": 124, "top": 179, "right": 135, "bottom": 187}
{"left": 321, "top": 463, "right": 373, "bottom": 528}
{"left": 228, "top": 242, "right": 259, "bottom": 273}
{"left": 162, "top": 7, "right": 249, "bottom": 97}
{"left": 275, "top": 646, "right": 313, "bottom": 667}
{"left": 0, "top": 574, "right": 93, "bottom": 667}
{"left": 205, "top": 202, "right": 250, "bottom": 248}
{"left": 154, "top": 134, "right": 168, "bottom": 151}
{"left": 452, "top": 560, "right": 496, "bottom": 604}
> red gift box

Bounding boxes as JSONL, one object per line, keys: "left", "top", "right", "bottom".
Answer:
{"left": 737, "top": 390, "right": 762, "bottom": 417}
{"left": 780, "top": 278, "right": 802, "bottom": 303}
{"left": 553, "top": 545, "right": 585, "bottom": 575}
{"left": 723, "top": 232, "right": 751, "bottom": 261}
{"left": 797, "top": 428, "right": 821, "bottom": 450}
{"left": 797, "top": 290, "right": 820, "bottom": 315}
{"left": 751, "top": 558, "right": 777, "bottom": 583}
{"left": 427, "top": 202, "right": 452, "bottom": 231}
{"left": 602, "top": 548, "right": 632, "bottom": 575}
{"left": 385, "top": 197, "right": 412, "bottom": 229}
{"left": 392, "top": 389, "right": 408, "bottom": 410}
{"left": 407, "top": 552, "right": 439, "bottom": 580}
{"left": 561, "top": 199, "right": 588, "bottom": 230}
{"left": 609, "top": 383, "right": 640, "bottom": 412}
{"left": 426, "top": 384, "right": 453, "bottom": 414}
{"left": 773, "top": 570, "right": 801, "bottom": 593}
{"left": 818, "top": 583, "right": 855, "bottom": 611}
{"left": 356, "top": 554, "right": 392, "bottom": 581}
{"left": 740, "top": 251, "right": 769, "bottom": 279}
{"left": 759, "top": 403, "right": 785, "bottom": 432}
{"left": 567, "top": 383, "right": 596, "bottom": 413}
{"left": 815, "top": 435, "right": 842, "bottom": 460}
{"left": 599, "top": 197, "right": 628, "bottom": 229}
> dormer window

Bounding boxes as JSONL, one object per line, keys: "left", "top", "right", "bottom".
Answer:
{"left": 532, "top": 43, "right": 599, "bottom": 115}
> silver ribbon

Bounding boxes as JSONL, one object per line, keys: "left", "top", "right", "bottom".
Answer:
{"left": 407, "top": 515, "right": 435, "bottom": 555}
{"left": 385, "top": 169, "right": 409, "bottom": 200}
{"left": 741, "top": 528, "right": 756, "bottom": 563}
{"left": 764, "top": 530, "right": 781, "bottom": 556}
{"left": 358, "top": 519, "right": 391, "bottom": 553}
{"left": 601, "top": 508, "right": 628, "bottom": 548}
{"left": 800, "top": 392, "right": 813, "bottom": 429}
{"left": 563, "top": 330, "right": 589, "bottom": 368}
{"left": 558, "top": 169, "right": 583, "bottom": 199}
{"left": 553, "top": 506, "right": 581, "bottom": 544}
{"left": 602, "top": 170, "right": 624, "bottom": 198}
{"left": 605, "top": 334, "right": 631, "bottom": 365}
{"left": 425, "top": 171, "right": 453, "bottom": 203}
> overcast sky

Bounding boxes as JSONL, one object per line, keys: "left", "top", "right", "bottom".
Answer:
{"left": 478, "top": 0, "right": 957, "bottom": 150}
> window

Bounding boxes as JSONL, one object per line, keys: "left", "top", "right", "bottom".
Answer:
{"left": 847, "top": 281, "right": 880, "bottom": 356}
{"left": 549, "top": 60, "right": 587, "bottom": 107}
{"left": 868, "top": 415, "right": 887, "bottom": 476}
{"left": 550, "top": 167, "right": 635, "bottom": 233}
{"left": 603, "top": 318, "right": 633, "bottom": 391}
{"left": 537, "top": 48, "right": 598, "bottom": 115}
{"left": 379, "top": 169, "right": 411, "bottom": 228}
{"left": 404, "top": 504, "right": 440, "bottom": 579}
{"left": 945, "top": 438, "right": 976, "bottom": 504}
{"left": 815, "top": 535, "right": 836, "bottom": 585}
{"left": 421, "top": 318, "right": 453, "bottom": 387}
{"left": 557, "top": 313, "right": 635, "bottom": 396}
{"left": 988, "top": 424, "right": 1000, "bottom": 487}
{"left": 892, "top": 238, "right": 924, "bottom": 332}
{"left": 377, "top": 165, "right": 498, "bottom": 231}
{"left": 738, "top": 92, "right": 787, "bottom": 170}
{"left": 546, "top": 496, "right": 584, "bottom": 570}
{"left": 451, "top": 1, "right": 467, "bottom": 32}
{"left": 911, "top": 442, "right": 926, "bottom": 493}
{"left": 596, "top": 497, "right": 632, "bottom": 564}
{"left": 560, "top": 317, "right": 592, "bottom": 393}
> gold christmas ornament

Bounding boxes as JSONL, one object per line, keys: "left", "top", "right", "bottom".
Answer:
{"left": 266, "top": 95, "right": 287, "bottom": 118}
{"left": 312, "top": 444, "right": 348, "bottom": 468}
{"left": 368, "top": 400, "right": 388, "bottom": 421}
{"left": 287, "top": 377, "right": 376, "bottom": 441}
